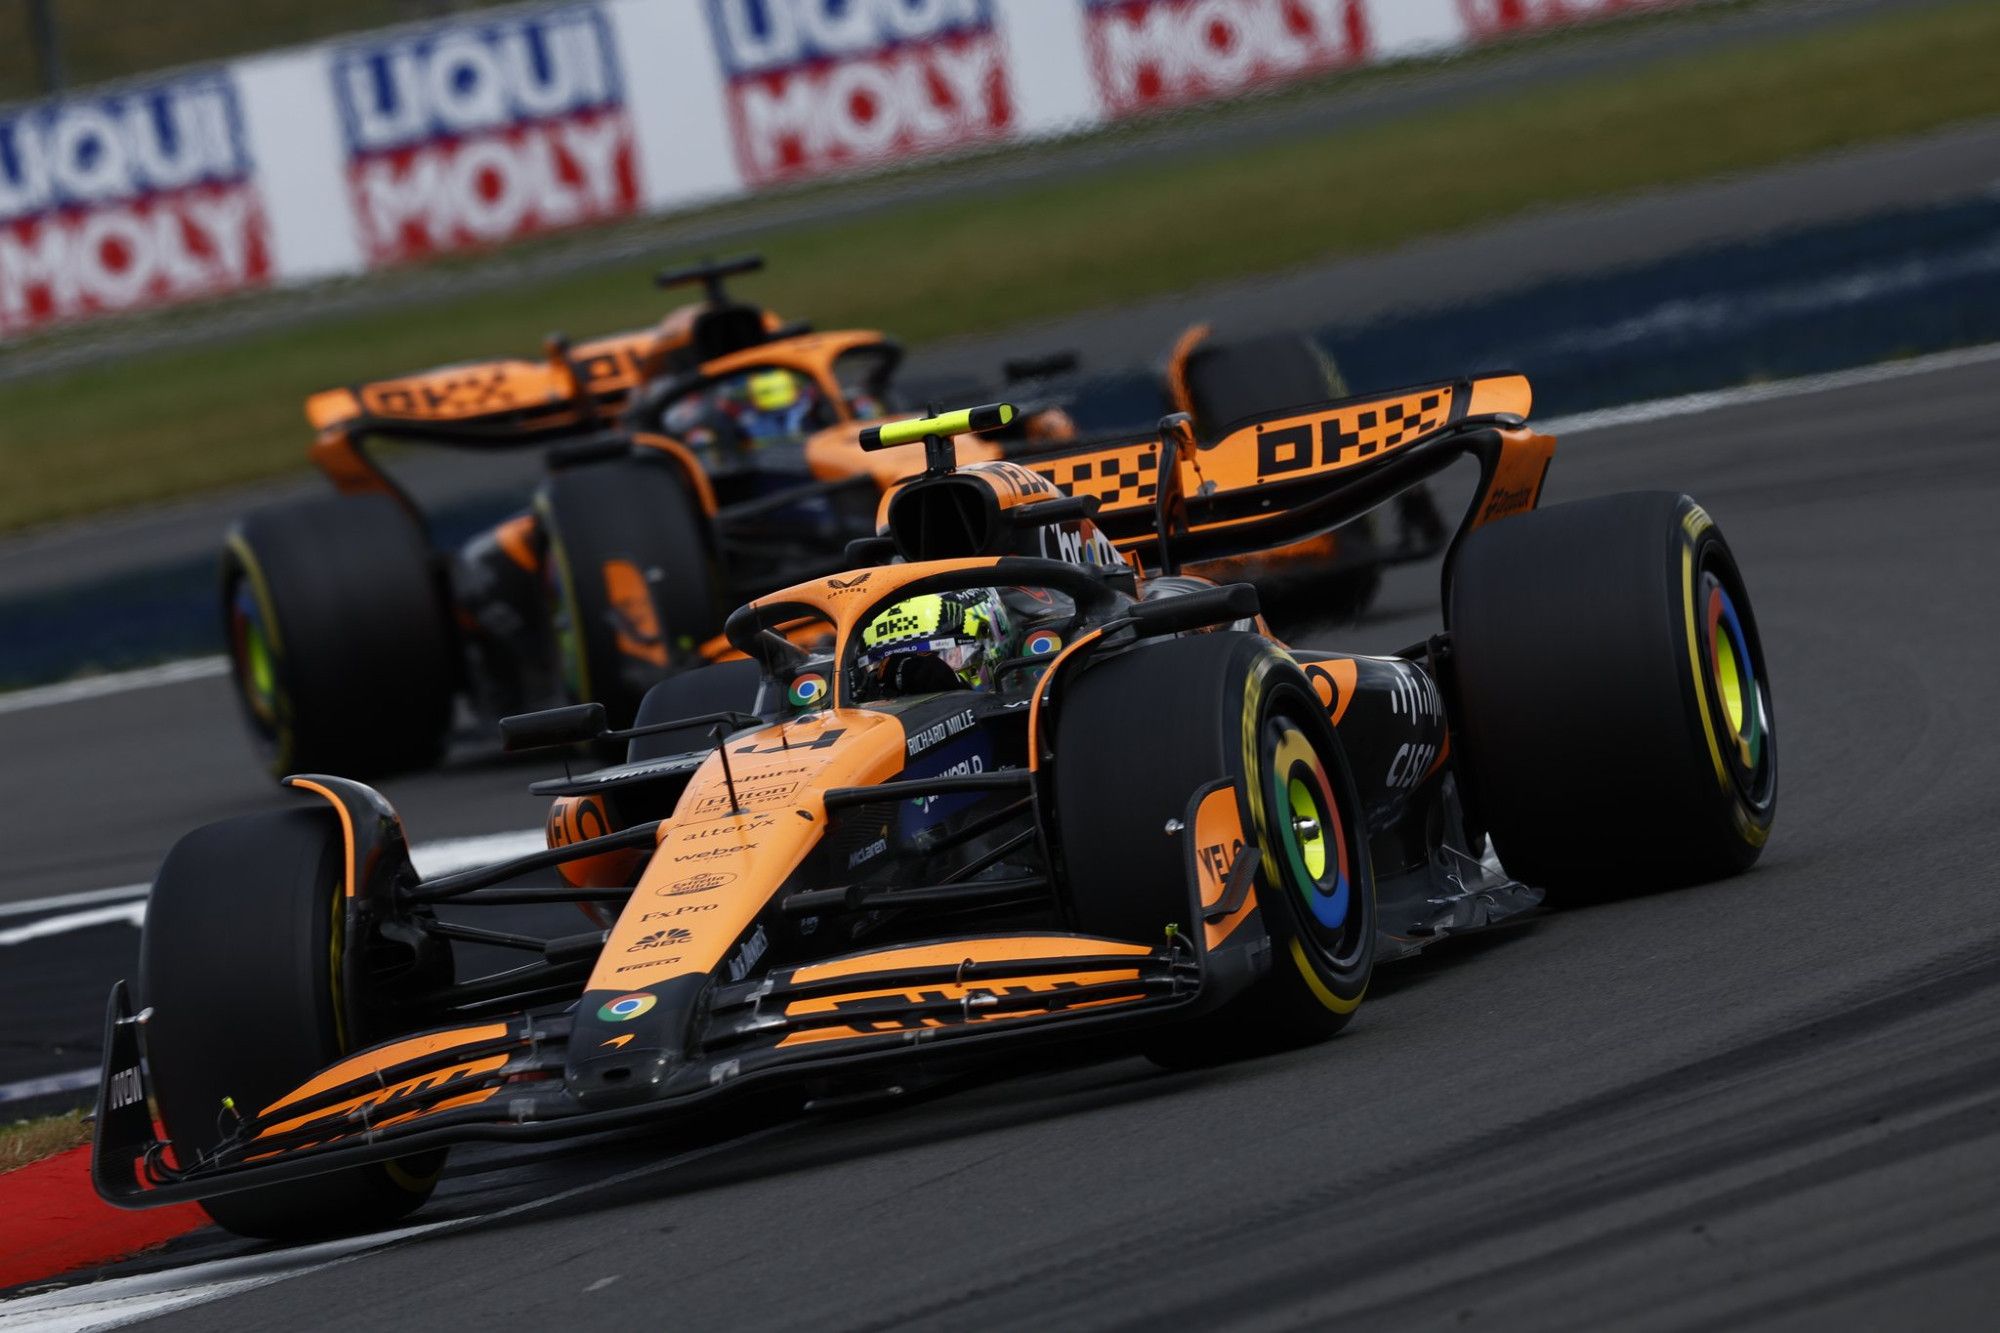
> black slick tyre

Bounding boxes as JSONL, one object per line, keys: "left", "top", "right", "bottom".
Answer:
{"left": 223, "top": 495, "right": 455, "bottom": 779}
{"left": 138, "top": 806, "right": 444, "bottom": 1239}
{"left": 627, "top": 658, "right": 766, "bottom": 762}
{"left": 540, "top": 455, "right": 726, "bottom": 729}
{"left": 1053, "top": 633, "right": 1375, "bottom": 1066}
{"left": 1179, "top": 331, "right": 1345, "bottom": 438}
{"left": 1180, "top": 333, "right": 1379, "bottom": 621}
{"left": 1448, "top": 491, "right": 1777, "bottom": 899}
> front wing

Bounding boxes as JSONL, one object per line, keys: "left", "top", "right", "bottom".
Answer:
{"left": 94, "top": 932, "right": 1210, "bottom": 1209}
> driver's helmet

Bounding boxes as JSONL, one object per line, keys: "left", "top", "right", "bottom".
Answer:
{"left": 855, "top": 591, "right": 1013, "bottom": 697}
{"left": 746, "top": 367, "right": 801, "bottom": 414}
{"left": 666, "top": 366, "right": 823, "bottom": 448}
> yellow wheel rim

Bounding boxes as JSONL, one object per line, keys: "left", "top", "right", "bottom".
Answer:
{"left": 1713, "top": 626, "right": 1746, "bottom": 735}
{"left": 1286, "top": 776, "right": 1327, "bottom": 880}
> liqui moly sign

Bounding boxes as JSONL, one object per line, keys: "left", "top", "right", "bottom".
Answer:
{"left": 332, "top": 7, "right": 638, "bottom": 265}
{"left": 708, "top": 0, "right": 1013, "bottom": 185}
{"left": 1086, "top": 0, "right": 1372, "bottom": 117}
{"left": 0, "top": 74, "right": 271, "bottom": 336}
{"left": 1454, "top": 0, "right": 1702, "bottom": 39}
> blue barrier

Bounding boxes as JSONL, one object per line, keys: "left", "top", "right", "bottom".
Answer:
{"left": 1325, "top": 194, "right": 2000, "bottom": 412}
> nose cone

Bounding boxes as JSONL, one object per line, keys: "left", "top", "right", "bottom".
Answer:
{"left": 568, "top": 978, "right": 703, "bottom": 1109}
{"left": 571, "top": 1046, "right": 675, "bottom": 1108}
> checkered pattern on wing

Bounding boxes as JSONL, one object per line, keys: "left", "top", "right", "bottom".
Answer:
{"left": 1030, "top": 444, "right": 1161, "bottom": 512}
{"left": 1349, "top": 389, "right": 1451, "bottom": 459}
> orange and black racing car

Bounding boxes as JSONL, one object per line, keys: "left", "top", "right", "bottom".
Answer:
{"left": 223, "top": 255, "right": 1439, "bottom": 779}
{"left": 103, "top": 380, "right": 1775, "bottom": 1239}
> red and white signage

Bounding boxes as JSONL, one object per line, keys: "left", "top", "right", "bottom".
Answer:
{"left": 708, "top": 0, "right": 1014, "bottom": 186}
{"left": 1085, "top": 0, "right": 1372, "bottom": 117}
{"left": 1455, "top": 0, "right": 1697, "bottom": 40}
{"left": 0, "top": 0, "right": 1723, "bottom": 339}
{"left": 331, "top": 6, "right": 639, "bottom": 266}
{"left": 0, "top": 74, "right": 272, "bottom": 335}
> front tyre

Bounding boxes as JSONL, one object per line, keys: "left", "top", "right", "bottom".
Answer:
{"left": 1448, "top": 491, "right": 1777, "bottom": 899}
{"left": 139, "top": 806, "right": 444, "bottom": 1239}
{"left": 222, "top": 495, "right": 455, "bottom": 779}
{"left": 1053, "top": 633, "right": 1375, "bottom": 1065}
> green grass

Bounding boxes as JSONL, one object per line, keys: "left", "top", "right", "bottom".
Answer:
{"left": 0, "top": 1, "right": 484, "bottom": 100}
{"left": 0, "top": 1108, "right": 90, "bottom": 1176}
{"left": 2, "top": 0, "right": 1997, "bottom": 531}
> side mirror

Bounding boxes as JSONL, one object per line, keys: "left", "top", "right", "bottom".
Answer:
{"left": 1126, "top": 583, "right": 1259, "bottom": 638}
{"left": 499, "top": 702, "right": 607, "bottom": 752}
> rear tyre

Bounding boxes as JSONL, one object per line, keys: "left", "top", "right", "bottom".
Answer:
{"left": 1181, "top": 333, "right": 1383, "bottom": 622}
{"left": 223, "top": 495, "right": 455, "bottom": 779}
{"left": 1179, "top": 331, "right": 1344, "bottom": 438}
{"left": 138, "top": 807, "right": 444, "bottom": 1239}
{"left": 540, "top": 455, "right": 727, "bottom": 729}
{"left": 627, "top": 659, "right": 766, "bottom": 762}
{"left": 1053, "top": 634, "right": 1375, "bottom": 1067}
{"left": 1448, "top": 492, "right": 1777, "bottom": 900}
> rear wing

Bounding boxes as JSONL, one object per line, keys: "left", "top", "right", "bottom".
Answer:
{"left": 1015, "top": 372, "right": 1552, "bottom": 575}
{"left": 305, "top": 327, "right": 664, "bottom": 443}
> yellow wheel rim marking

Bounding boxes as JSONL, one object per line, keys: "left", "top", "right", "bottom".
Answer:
{"left": 1291, "top": 937, "right": 1364, "bottom": 1014}
{"left": 1286, "top": 775, "right": 1327, "bottom": 880}
{"left": 1714, "top": 628, "right": 1746, "bottom": 735}
{"left": 1683, "top": 546, "right": 1729, "bottom": 793}
{"left": 245, "top": 623, "right": 275, "bottom": 701}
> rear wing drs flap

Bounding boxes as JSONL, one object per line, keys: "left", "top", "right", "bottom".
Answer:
{"left": 1017, "top": 372, "right": 1553, "bottom": 572}
{"left": 305, "top": 328, "right": 663, "bottom": 443}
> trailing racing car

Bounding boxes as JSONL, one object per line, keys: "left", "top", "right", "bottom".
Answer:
{"left": 103, "top": 379, "right": 1775, "bottom": 1239}
{"left": 225, "top": 255, "right": 1431, "bottom": 780}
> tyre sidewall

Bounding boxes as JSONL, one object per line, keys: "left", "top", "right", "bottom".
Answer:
{"left": 139, "top": 806, "right": 440, "bottom": 1237}
{"left": 1448, "top": 491, "right": 1776, "bottom": 894}
{"left": 222, "top": 496, "right": 455, "bottom": 779}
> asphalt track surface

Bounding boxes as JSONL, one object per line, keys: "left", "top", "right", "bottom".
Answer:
{"left": 3, "top": 352, "right": 1998, "bottom": 1328}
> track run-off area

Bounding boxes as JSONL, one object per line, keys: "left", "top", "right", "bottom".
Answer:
{"left": 2, "top": 347, "right": 1997, "bottom": 1329}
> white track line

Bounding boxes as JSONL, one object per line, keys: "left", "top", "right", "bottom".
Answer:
{"left": 0, "top": 887, "right": 150, "bottom": 923}
{"left": 0, "top": 829, "right": 547, "bottom": 925}
{"left": 0, "top": 659, "right": 226, "bottom": 718}
{"left": 0, "top": 830, "right": 545, "bottom": 937}
{"left": 0, "top": 1124, "right": 792, "bottom": 1332}
{"left": 0, "top": 1068, "right": 102, "bottom": 1107}
{"left": 0, "top": 906, "right": 148, "bottom": 949}
{"left": 1539, "top": 340, "right": 2000, "bottom": 436}
{"left": 407, "top": 829, "right": 547, "bottom": 878}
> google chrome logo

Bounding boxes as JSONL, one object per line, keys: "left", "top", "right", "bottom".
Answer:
{"left": 598, "top": 993, "right": 657, "bottom": 1022}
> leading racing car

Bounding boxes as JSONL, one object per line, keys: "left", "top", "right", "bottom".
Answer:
{"left": 99, "top": 376, "right": 1776, "bottom": 1239}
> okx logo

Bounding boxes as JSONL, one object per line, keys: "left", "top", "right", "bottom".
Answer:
{"left": 707, "top": 0, "right": 1013, "bottom": 185}
{"left": 331, "top": 6, "right": 637, "bottom": 265}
